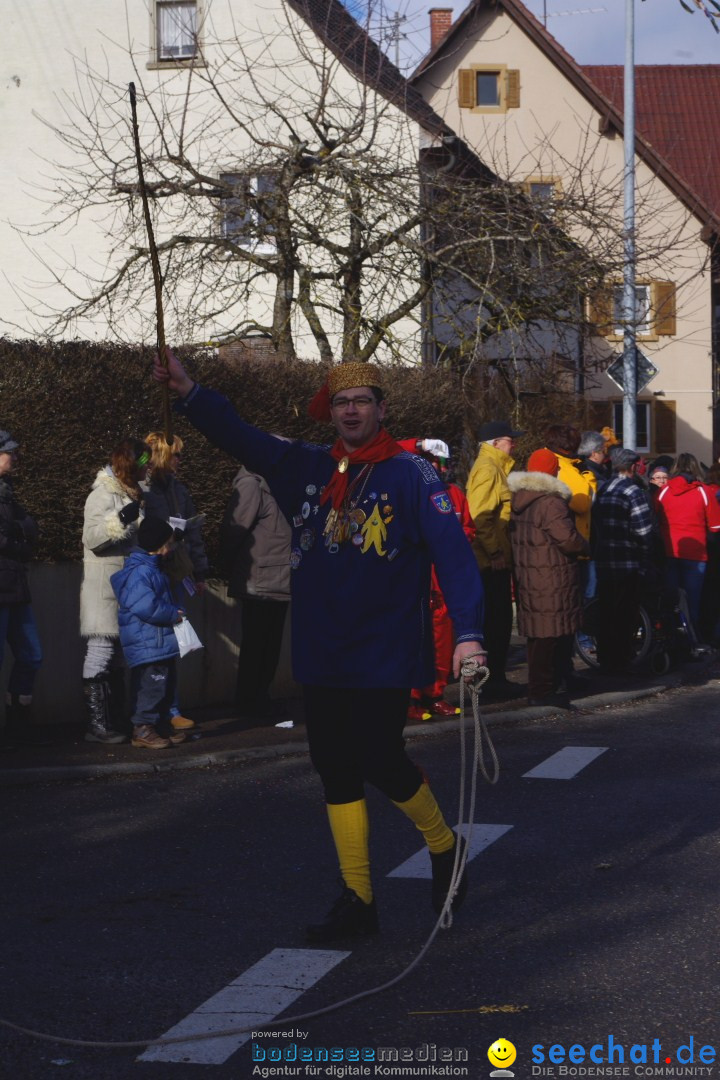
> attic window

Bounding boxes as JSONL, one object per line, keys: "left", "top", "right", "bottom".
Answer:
{"left": 477, "top": 71, "right": 501, "bottom": 107}
{"left": 458, "top": 65, "right": 520, "bottom": 112}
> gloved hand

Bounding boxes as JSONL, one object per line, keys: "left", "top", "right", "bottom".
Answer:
{"left": 421, "top": 438, "right": 450, "bottom": 459}
{"left": 118, "top": 501, "right": 141, "bottom": 526}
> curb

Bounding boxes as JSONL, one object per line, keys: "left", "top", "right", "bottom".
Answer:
{"left": 0, "top": 665, "right": 706, "bottom": 788}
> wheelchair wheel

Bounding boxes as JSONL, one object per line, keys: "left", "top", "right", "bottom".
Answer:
{"left": 575, "top": 599, "right": 652, "bottom": 669}
{"left": 649, "top": 650, "right": 671, "bottom": 675}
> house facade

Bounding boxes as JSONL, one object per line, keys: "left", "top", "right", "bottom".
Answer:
{"left": 412, "top": 0, "right": 720, "bottom": 460}
{"left": 2, "top": 0, "right": 489, "bottom": 366}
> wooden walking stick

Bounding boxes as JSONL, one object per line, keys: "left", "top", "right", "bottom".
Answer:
{"left": 129, "top": 81, "right": 173, "bottom": 445}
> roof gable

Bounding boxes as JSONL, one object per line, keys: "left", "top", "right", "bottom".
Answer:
{"left": 411, "top": 0, "right": 720, "bottom": 232}
{"left": 285, "top": 0, "right": 496, "bottom": 180}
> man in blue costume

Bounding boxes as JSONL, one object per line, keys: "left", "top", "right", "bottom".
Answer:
{"left": 154, "top": 351, "right": 486, "bottom": 942}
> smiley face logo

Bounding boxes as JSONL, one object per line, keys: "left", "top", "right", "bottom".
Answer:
{"left": 488, "top": 1040, "right": 517, "bottom": 1070}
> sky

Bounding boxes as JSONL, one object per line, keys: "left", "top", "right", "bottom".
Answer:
{"left": 360, "top": 0, "right": 720, "bottom": 72}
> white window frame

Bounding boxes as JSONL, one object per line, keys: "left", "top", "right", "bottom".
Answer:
{"left": 156, "top": 1, "right": 198, "bottom": 62}
{"left": 220, "top": 172, "right": 277, "bottom": 255}
{"left": 612, "top": 283, "right": 652, "bottom": 337}
{"left": 612, "top": 401, "right": 651, "bottom": 454}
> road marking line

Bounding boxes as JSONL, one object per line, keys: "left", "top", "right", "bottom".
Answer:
{"left": 523, "top": 746, "right": 609, "bottom": 780}
{"left": 387, "top": 823, "right": 513, "bottom": 879}
{"left": 138, "top": 947, "right": 350, "bottom": 1065}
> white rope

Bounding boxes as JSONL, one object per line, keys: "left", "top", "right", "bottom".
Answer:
{"left": 0, "top": 667, "right": 499, "bottom": 1051}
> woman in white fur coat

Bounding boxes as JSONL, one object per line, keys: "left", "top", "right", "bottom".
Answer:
{"left": 508, "top": 448, "right": 589, "bottom": 708}
{"left": 80, "top": 438, "right": 148, "bottom": 743}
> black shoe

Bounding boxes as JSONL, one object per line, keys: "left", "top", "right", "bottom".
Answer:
{"left": 430, "top": 836, "right": 468, "bottom": 915}
{"left": 306, "top": 886, "right": 379, "bottom": 943}
{"left": 527, "top": 692, "right": 572, "bottom": 709}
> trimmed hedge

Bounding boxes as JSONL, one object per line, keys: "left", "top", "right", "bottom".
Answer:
{"left": 0, "top": 340, "right": 470, "bottom": 567}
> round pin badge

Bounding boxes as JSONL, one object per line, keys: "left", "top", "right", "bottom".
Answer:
{"left": 329, "top": 543, "right": 340, "bottom": 554}
{"left": 352, "top": 533, "right": 364, "bottom": 546}
{"left": 305, "top": 484, "right": 317, "bottom": 495}
{"left": 301, "top": 501, "right": 311, "bottom": 519}
{"left": 290, "top": 548, "right": 302, "bottom": 569}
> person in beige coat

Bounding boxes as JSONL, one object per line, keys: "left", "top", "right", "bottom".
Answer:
{"left": 219, "top": 465, "right": 291, "bottom": 723}
{"left": 80, "top": 438, "right": 149, "bottom": 743}
{"left": 508, "top": 449, "right": 589, "bottom": 707}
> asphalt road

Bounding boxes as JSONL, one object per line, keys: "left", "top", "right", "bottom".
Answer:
{"left": 2, "top": 678, "right": 720, "bottom": 1080}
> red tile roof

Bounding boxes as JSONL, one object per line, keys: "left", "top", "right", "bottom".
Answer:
{"left": 412, "top": 0, "right": 720, "bottom": 231}
{"left": 583, "top": 65, "right": 720, "bottom": 218}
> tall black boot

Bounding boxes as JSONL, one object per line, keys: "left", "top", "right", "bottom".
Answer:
{"left": 83, "top": 677, "right": 127, "bottom": 744}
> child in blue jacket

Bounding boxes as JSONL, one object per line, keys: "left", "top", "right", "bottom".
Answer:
{"left": 111, "top": 517, "right": 184, "bottom": 749}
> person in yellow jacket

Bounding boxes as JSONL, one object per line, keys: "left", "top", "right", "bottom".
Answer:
{"left": 544, "top": 425, "right": 595, "bottom": 541}
{"left": 466, "top": 420, "right": 525, "bottom": 697}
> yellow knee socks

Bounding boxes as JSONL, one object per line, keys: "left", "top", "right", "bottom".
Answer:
{"left": 326, "top": 799, "right": 372, "bottom": 904}
{"left": 393, "top": 782, "right": 455, "bottom": 854}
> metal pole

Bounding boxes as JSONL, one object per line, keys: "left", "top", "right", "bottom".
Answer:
{"left": 622, "top": 0, "right": 637, "bottom": 449}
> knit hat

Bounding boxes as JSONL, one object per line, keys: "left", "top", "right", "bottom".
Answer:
{"left": 308, "top": 362, "right": 384, "bottom": 423}
{"left": 527, "top": 448, "right": 559, "bottom": 476}
{"left": 137, "top": 516, "right": 174, "bottom": 552}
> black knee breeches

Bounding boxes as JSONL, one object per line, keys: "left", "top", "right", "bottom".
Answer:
{"left": 303, "top": 685, "right": 423, "bottom": 804}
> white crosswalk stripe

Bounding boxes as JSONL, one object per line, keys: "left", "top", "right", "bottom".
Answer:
{"left": 387, "top": 823, "right": 513, "bottom": 879}
{"left": 523, "top": 746, "right": 609, "bottom": 780}
{"left": 138, "top": 947, "right": 350, "bottom": 1065}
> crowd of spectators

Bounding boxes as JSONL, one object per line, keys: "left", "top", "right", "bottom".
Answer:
{"left": 2, "top": 412, "right": 720, "bottom": 746}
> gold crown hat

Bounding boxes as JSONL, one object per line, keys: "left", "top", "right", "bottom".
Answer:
{"left": 309, "top": 362, "right": 384, "bottom": 422}
{"left": 326, "top": 362, "right": 383, "bottom": 398}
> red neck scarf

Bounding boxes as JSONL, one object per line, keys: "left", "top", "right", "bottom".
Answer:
{"left": 320, "top": 427, "right": 403, "bottom": 512}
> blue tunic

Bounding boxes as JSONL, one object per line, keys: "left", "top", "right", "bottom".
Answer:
{"left": 177, "top": 386, "right": 484, "bottom": 688}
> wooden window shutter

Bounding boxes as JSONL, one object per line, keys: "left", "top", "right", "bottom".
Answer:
{"left": 587, "top": 287, "right": 612, "bottom": 336}
{"left": 458, "top": 69, "right": 476, "bottom": 109}
{"left": 586, "top": 400, "right": 611, "bottom": 431}
{"left": 654, "top": 399, "right": 677, "bottom": 454}
{"left": 653, "top": 281, "right": 676, "bottom": 336}
{"left": 506, "top": 69, "right": 521, "bottom": 108}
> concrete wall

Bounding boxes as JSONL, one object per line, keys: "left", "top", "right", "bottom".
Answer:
{"left": 1, "top": 564, "right": 298, "bottom": 724}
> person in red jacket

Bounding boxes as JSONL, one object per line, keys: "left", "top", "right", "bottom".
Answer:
{"left": 655, "top": 453, "right": 720, "bottom": 635}
{"left": 398, "top": 439, "right": 476, "bottom": 720}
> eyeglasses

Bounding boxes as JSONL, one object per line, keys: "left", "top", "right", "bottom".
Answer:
{"left": 331, "top": 396, "right": 376, "bottom": 410}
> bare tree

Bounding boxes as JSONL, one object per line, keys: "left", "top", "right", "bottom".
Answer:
{"left": 12, "top": 0, "right": 700, "bottom": 427}
{"left": 11, "top": 0, "right": 599, "bottom": 372}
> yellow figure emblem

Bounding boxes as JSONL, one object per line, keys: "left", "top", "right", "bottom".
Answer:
{"left": 360, "top": 502, "right": 387, "bottom": 556}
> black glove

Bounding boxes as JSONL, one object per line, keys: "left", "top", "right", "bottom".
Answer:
{"left": 118, "top": 501, "right": 141, "bottom": 526}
